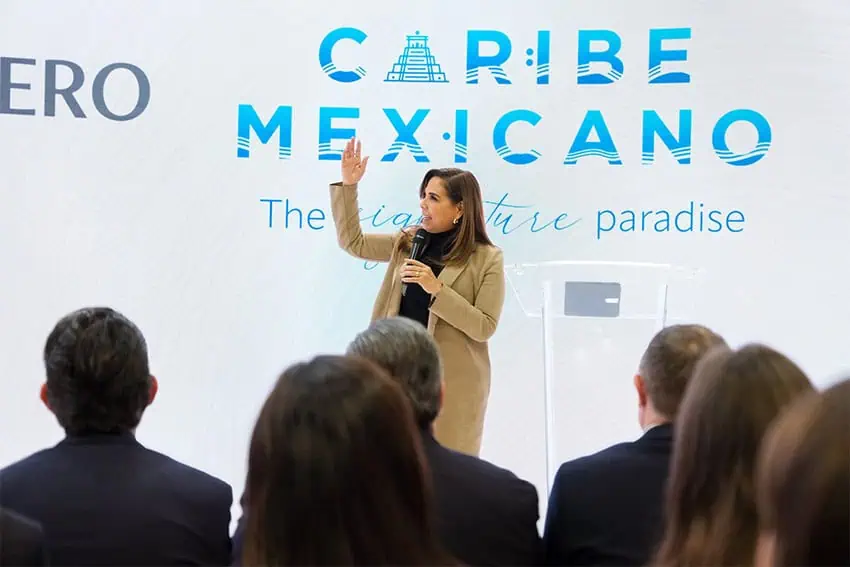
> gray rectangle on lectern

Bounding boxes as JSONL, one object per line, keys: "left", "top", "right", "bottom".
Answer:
{"left": 564, "top": 281, "right": 622, "bottom": 317}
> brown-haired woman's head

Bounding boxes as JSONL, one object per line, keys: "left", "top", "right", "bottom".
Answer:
{"left": 755, "top": 377, "right": 850, "bottom": 567}
{"left": 412, "top": 167, "right": 493, "bottom": 264}
{"left": 242, "top": 354, "right": 452, "bottom": 566}
{"left": 651, "top": 343, "right": 815, "bottom": 567}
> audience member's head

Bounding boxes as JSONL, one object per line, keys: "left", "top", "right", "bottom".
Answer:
{"left": 346, "top": 316, "right": 442, "bottom": 429}
{"left": 755, "top": 377, "right": 850, "bottom": 567}
{"left": 242, "top": 354, "right": 453, "bottom": 566}
{"left": 651, "top": 343, "right": 815, "bottom": 567}
{"left": 634, "top": 324, "right": 727, "bottom": 428}
{"left": 41, "top": 307, "right": 156, "bottom": 436}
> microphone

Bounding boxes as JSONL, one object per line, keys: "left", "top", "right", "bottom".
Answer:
{"left": 402, "top": 228, "right": 430, "bottom": 296}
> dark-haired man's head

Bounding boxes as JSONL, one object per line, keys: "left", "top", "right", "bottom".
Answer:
{"left": 634, "top": 324, "right": 727, "bottom": 429}
{"left": 346, "top": 317, "right": 443, "bottom": 429}
{"left": 41, "top": 307, "right": 157, "bottom": 436}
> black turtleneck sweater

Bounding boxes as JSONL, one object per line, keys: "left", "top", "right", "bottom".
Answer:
{"left": 398, "top": 226, "right": 458, "bottom": 327}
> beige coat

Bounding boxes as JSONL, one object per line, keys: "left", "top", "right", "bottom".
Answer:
{"left": 329, "top": 182, "right": 505, "bottom": 455}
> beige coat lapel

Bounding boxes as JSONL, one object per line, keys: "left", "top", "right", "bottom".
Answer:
{"left": 427, "top": 263, "right": 465, "bottom": 334}
{"left": 386, "top": 265, "right": 403, "bottom": 317}
{"left": 438, "top": 263, "right": 463, "bottom": 289}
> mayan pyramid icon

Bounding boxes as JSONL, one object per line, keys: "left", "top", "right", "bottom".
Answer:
{"left": 385, "top": 31, "right": 449, "bottom": 83}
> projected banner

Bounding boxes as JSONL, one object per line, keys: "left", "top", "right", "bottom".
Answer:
{"left": 236, "top": 24, "right": 767, "bottom": 245}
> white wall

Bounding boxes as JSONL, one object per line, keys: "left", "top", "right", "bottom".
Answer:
{"left": 2, "top": 0, "right": 849, "bottom": 526}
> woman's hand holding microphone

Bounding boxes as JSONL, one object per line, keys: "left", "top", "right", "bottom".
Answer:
{"left": 401, "top": 260, "right": 443, "bottom": 295}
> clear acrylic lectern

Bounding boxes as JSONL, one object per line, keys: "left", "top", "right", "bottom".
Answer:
{"left": 505, "top": 261, "right": 702, "bottom": 496}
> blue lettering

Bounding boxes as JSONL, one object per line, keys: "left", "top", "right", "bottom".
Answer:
{"left": 318, "top": 106, "right": 359, "bottom": 160}
{"left": 726, "top": 210, "right": 745, "bottom": 232}
{"left": 363, "top": 205, "right": 390, "bottom": 227}
{"left": 577, "top": 30, "right": 624, "bottom": 84}
{"left": 493, "top": 109, "right": 542, "bottom": 165}
{"left": 554, "top": 214, "right": 576, "bottom": 230}
{"left": 535, "top": 31, "right": 551, "bottom": 85}
{"left": 484, "top": 193, "right": 522, "bottom": 227}
{"left": 675, "top": 204, "right": 694, "bottom": 232}
{"left": 260, "top": 192, "right": 576, "bottom": 275}
{"left": 260, "top": 198, "right": 283, "bottom": 227}
{"left": 238, "top": 104, "right": 773, "bottom": 169}
{"left": 483, "top": 192, "right": 574, "bottom": 234}
{"left": 707, "top": 210, "right": 723, "bottom": 232}
{"left": 529, "top": 212, "right": 549, "bottom": 233}
{"left": 285, "top": 199, "right": 303, "bottom": 228}
{"left": 712, "top": 109, "right": 772, "bottom": 166}
{"left": 307, "top": 208, "right": 325, "bottom": 230}
{"left": 381, "top": 108, "right": 431, "bottom": 162}
{"left": 596, "top": 210, "right": 616, "bottom": 239}
{"left": 260, "top": 198, "right": 325, "bottom": 230}
{"left": 648, "top": 28, "right": 691, "bottom": 84}
{"left": 318, "top": 27, "right": 367, "bottom": 82}
{"left": 466, "top": 30, "right": 512, "bottom": 84}
{"left": 529, "top": 211, "right": 580, "bottom": 232}
{"left": 237, "top": 105, "right": 292, "bottom": 159}
{"left": 392, "top": 212, "right": 414, "bottom": 227}
{"left": 454, "top": 109, "right": 469, "bottom": 163}
{"left": 642, "top": 109, "right": 692, "bottom": 165}
{"left": 343, "top": 193, "right": 576, "bottom": 237}
{"left": 494, "top": 211, "right": 532, "bottom": 234}
{"left": 565, "top": 110, "right": 622, "bottom": 165}
{"left": 596, "top": 202, "right": 746, "bottom": 239}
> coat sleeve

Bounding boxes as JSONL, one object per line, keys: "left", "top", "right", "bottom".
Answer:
{"left": 428, "top": 247, "right": 505, "bottom": 342}
{"left": 328, "top": 182, "right": 396, "bottom": 262}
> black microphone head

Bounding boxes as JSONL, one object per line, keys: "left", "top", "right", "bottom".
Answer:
{"left": 402, "top": 228, "right": 431, "bottom": 295}
{"left": 409, "top": 228, "right": 430, "bottom": 260}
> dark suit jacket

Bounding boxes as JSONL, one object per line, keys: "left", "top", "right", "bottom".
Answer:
{"left": 230, "top": 429, "right": 541, "bottom": 566}
{"left": 0, "top": 508, "right": 46, "bottom": 566}
{"left": 542, "top": 423, "right": 674, "bottom": 566}
{"left": 0, "top": 433, "right": 232, "bottom": 566}
{"left": 423, "top": 430, "right": 542, "bottom": 565}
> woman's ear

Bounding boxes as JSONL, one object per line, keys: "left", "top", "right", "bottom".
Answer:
{"left": 454, "top": 202, "right": 464, "bottom": 222}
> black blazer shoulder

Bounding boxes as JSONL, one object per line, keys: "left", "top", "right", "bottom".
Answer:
{"left": 554, "top": 424, "right": 672, "bottom": 480}
{"left": 134, "top": 445, "right": 233, "bottom": 498}
{"left": 423, "top": 432, "right": 543, "bottom": 566}
{"left": 0, "top": 435, "right": 232, "bottom": 567}
{"left": 543, "top": 424, "right": 674, "bottom": 567}
{"left": 0, "top": 508, "right": 46, "bottom": 566}
{"left": 1, "top": 437, "right": 231, "bottom": 495}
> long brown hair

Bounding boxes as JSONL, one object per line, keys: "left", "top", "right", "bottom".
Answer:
{"left": 241, "top": 355, "right": 454, "bottom": 566}
{"left": 756, "top": 378, "right": 850, "bottom": 567}
{"left": 399, "top": 168, "right": 494, "bottom": 265}
{"left": 651, "top": 344, "right": 814, "bottom": 567}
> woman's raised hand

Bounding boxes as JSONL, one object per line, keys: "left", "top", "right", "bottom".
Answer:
{"left": 341, "top": 137, "right": 369, "bottom": 185}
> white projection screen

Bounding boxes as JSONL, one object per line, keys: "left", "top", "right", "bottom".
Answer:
{"left": 2, "top": 0, "right": 849, "bottom": 525}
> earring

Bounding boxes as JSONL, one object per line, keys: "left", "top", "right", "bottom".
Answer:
{"left": 452, "top": 217, "right": 459, "bottom": 225}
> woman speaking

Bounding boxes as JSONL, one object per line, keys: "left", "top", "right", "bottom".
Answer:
{"left": 328, "top": 137, "right": 505, "bottom": 456}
